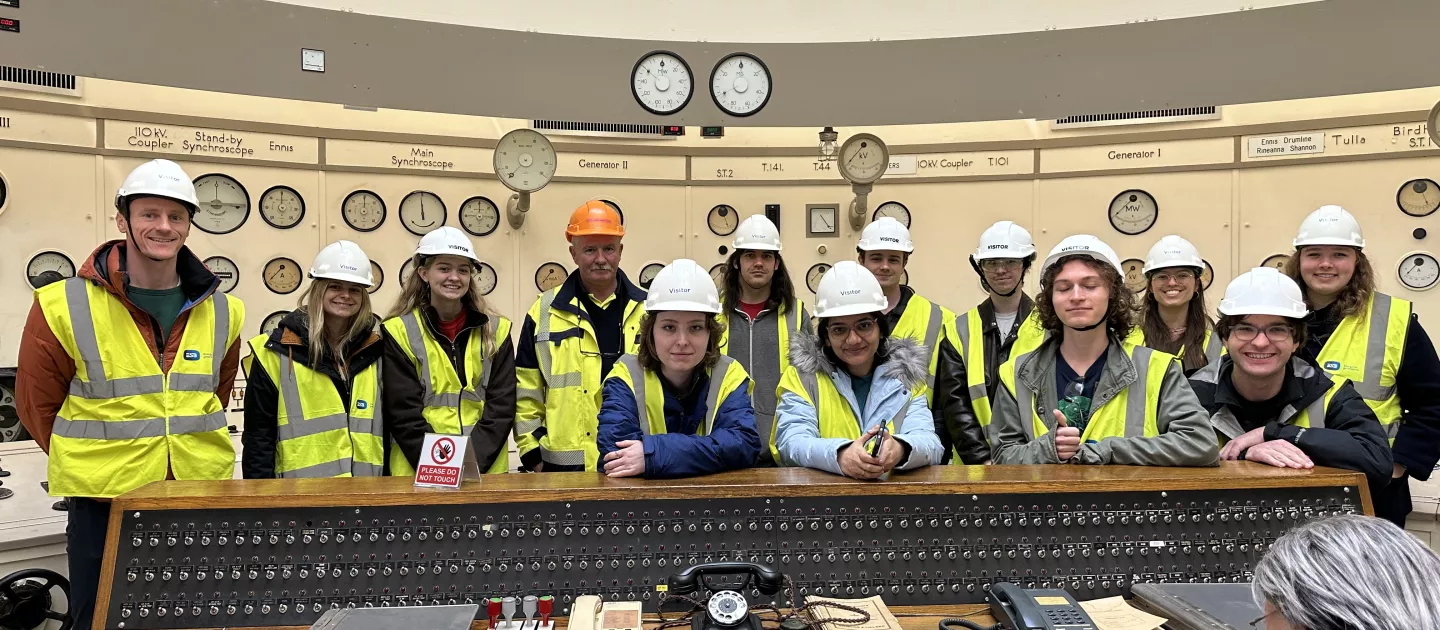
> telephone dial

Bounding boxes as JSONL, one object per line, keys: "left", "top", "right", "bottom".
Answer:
{"left": 940, "top": 583, "right": 1096, "bottom": 630}
{"left": 667, "top": 562, "right": 784, "bottom": 630}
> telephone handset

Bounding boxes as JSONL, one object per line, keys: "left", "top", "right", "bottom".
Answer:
{"left": 987, "top": 582, "right": 1097, "bottom": 630}
{"left": 667, "top": 562, "right": 783, "bottom": 630}
{"left": 567, "top": 595, "right": 643, "bottom": 630}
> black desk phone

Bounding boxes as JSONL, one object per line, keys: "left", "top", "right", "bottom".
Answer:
{"left": 667, "top": 562, "right": 784, "bottom": 630}
{"left": 940, "top": 583, "right": 1096, "bottom": 630}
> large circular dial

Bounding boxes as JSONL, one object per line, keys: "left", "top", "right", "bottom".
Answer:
{"left": 399, "top": 191, "right": 446, "bottom": 235}
{"left": 261, "top": 310, "right": 288, "bottom": 335}
{"left": 1201, "top": 260, "right": 1215, "bottom": 290}
{"left": 1121, "top": 258, "right": 1147, "bottom": 293}
{"left": 191, "top": 174, "right": 250, "bottom": 234}
{"left": 638, "top": 262, "right": 665, "bottom": 289}
{"left": 259, "top": 185, "right": 305, "bottom": 229}
{"left": 203, "top": 256, "right": 240, "bottom": 293}
{"left": 805, "top": 263, "right": 831, "bottom": 294}
{"left": 1398, "top": 253, "right": 1440, "bottom": 291}
{"left": 710, "top": 53, "right": 771, "bottom": 117}
{"left": 631, "top": 50, "right": 694, "bottom": 115}
{"left": 873, "top": 201, "right": 912, "bottom": 229}
{"left": 707, "top": 204, "right": 739, "bottom": 236}
{"left": 0, "top": 174, "right": 8, "bottom": 214}
{"left": 1398, "top": 179, "right": 1440, "bottom": 217}
{"left": 263, "top": 257, "right": 302, "bottom": 294}
{"left": 1261, "top": 254, "right": 1290, "bottom": 271}
{"left": 535, "top": 262, "right": 567, "bottom": 292}
{"left": 494, "top": 129, "right": 556, "bottom": 194}
{"left": 368, "top": 260, "right": 384, "bottom": 294}
{"left": 459, "top": 196, "right": 500, "bottom": 237}
{"left": 25, "top": 250, "right": 76, "bottom": 289}
{"left": 709, "top": 263, "right": 727, "bottom": 288}
{"left": 400, "top": 258, "right": 417, "bottom": 288}
{"left": 475, "top": 262, "right": 499, "bottom": 296}
{"left": 837, "top": 134, "right": 889, "bottom": 184}
{"left": 1108, "top": 190, "right": 1158, "bottom": 235}
{"left": 342, "top": 190, "right": 386, "bottom": 232}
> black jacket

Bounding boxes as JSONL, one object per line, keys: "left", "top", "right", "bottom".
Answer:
{"left": 381, "top": 305, "right": 517, "bottom": 473}
{"left": 241, "top": 309, "right": 386, "bottom": 479}
{"left": 934, "top": 294, "right": 1034, "bottom": 465}
{"left": 1189, "top": 355, "right": 1392, "bottom": 487}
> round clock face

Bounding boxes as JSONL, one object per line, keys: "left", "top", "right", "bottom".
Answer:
{"left": 25, "top": 250, "right": 76, "bottom": 289}
{"left": 1121, "top": 258, "right": 1147, "bottom": 293}
{"left": 632, "top": 50, "right": 694, "bottom": 115}
{"left": 368, "top": 260, "right": 384, "bottom": 294}
{"left": 638, "top": 262, "right": 665, "bottom": 289}
{"left": 261, "top": 310, "right": 288, "bottom": 335}
{"left": 259, "top": 185, "right": 305, "bottom": 229}
{"left": 474, "top": 262, "right": 499, "bottom": 296}
{"left": 0, "top": 174, "right": 8, "bottom": 213}
{"left": 709, "top": 264, "right": 727, "bottom": 288}
{"left": 399, "top": 190, "right": 446, "bottom": 235}
{"left": 203, "top": 256, "right": 240, "bottom": 293}
{"left": 1201, "top": 260, "right": 1214, "bottom": 291}
{"left": 263, "top": 257, "right": 303, "bottom": 294}
{"left": 1108, "top": 190, "right": 1159, "bottom": 236}
{"left": 494, "top": 129, "right": 557, "bottom": 194}
{"left": 535, "top": 262, "right": 567, "bottom": 292}
{"left": 707, "top": 204, "right": 739, "bottom": 236}
{"left": 191, "top": 174, "right": 250, "bottom": 235}
{"left": 1398, "top": 253, "right": 1440, "bottom": 291}
{"left": 1398, "top": 179, "right": 1440, "bottom": 217}
{"left": 1261, "top": 254, "right": 1290, "bottom": 271}
{"left": 459, "top": 196, "right": 500, "bottom": 237}
{"left": 838, "top": 134, "right": 889, "bottom": 184}
{"left": 710, "top": 53, "right": 771, "bottom": 117}
{"left": 805, "top": 263, "right": 831, "bottom": 294}
{"left": 342, "top": 190, "right": 386, "bottom": 232}
{"left": 873, "top": 201, "right": 911, "bottom": 229}
{"left": 400, "top": 258, "right": 417, "bottom": 288}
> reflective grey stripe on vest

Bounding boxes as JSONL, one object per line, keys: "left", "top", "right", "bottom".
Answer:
{"left": 1010, "top": 352, "right": 1037, "bottom": 441}
{"left": 401, "top": 312, "right": 487, "bottom": 410}
{"left": 703, "top": 356, "right": 735, "bottom": 436}
{"left": 165, "top": 292, "right": 232, "bottom": 393}
{"left": 954, "top": 312, "right": 990, "bottom": 402}
{"left": 282, "top": 458, "right": 354, "bottom": 479}
{"left": 534, "top": 290, "right": 560, "bottom": 383}
{"left": 1349, "top": 294, "right": 1398, "bottom": 402}
{"left": 539, "top": 447, "right": 585, "bottom": 466}
{"left": 625, "top": 355, "right": 732, "bottom": 437}
{"left": 63, "top": 279, "right": 165, "bottom": 398}
{"left": 168, "top": 411, "right": 228, "bottom": 434}
{"left": 1123, "top": 346, "right": 1154, "bottom": 438}
{"left": 799, "top": 371, "right": 821, "bottom": 408}
{"left": 620, "top": 355, "right": 650, "bottom": 435}
{"left": 53, "top": 416, "right": 167, "bottom": 439}
{"left": 921, "top": 304, "right": 942, "bottom": 390}
{"left": 276, "top": 354, "right": 350, "bottom": 440}
{"left": 1204, "top": 329, "right": 1223, "bottom": 366}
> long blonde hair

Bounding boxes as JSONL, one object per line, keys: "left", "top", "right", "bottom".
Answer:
{"left": 298, "top": 278, "right": 376, "bottom": 369}
{"left": 385, "top": 254, "right": 498, "bottom": 357}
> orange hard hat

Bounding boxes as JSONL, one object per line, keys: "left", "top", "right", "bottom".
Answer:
{"left": 565, "top": 200, "right": 625, "bottom": 241}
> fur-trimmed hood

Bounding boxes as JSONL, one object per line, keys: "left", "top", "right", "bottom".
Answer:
{"left": 788, "top": 332, "right": 931, "bottom": 391}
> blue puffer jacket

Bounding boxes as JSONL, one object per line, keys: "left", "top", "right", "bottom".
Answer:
{"left": 597, "top": 367, "right": 760, "bottom": 478}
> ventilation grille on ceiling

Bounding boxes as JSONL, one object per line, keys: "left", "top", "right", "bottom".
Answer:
{"left": 1050, "top": 106, "right": 1219, "bottom": 129}
{"left": 532, "top": 119, "right": 675, "bottom": 140}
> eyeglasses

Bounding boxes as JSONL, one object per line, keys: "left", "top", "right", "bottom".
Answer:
{"left": 1248, "top": 609, "right": 1280, "bottom": 628}
{"left": 1230, "top": 324, "right": 1294, "bottom": 343}
{"left": 827, "top": 318, "right": 878, "bottom": 340}
{"left": 980, "top": 259, "right": 1023, "bottom": 271}
{"left": 1151, "top": 270, "right": 1195, "bottom": 284}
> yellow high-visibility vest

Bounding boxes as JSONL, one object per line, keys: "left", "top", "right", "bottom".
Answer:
{"left": 997, "top": 341, "right": 1170, "bottom": 443}
{"left": 609, "top": 354, "right": 752, "bottom": 436}
{"left": 1314, "top": 293, "right": 1409, "bottom": 442}
{"left": 954, "top": 309, "right": 1046, "bottom": 438}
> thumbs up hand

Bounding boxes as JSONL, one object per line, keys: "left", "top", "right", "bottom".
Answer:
{"left": 1053, "top": 409, "right": 1082, "bottom": 462}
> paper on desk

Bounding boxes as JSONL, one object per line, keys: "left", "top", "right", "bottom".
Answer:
{"left": 803, "top": 596, "right": 901, "bottom": 630}
{"left": 1079, "top": 597, "right": 1167, "bottom": 630}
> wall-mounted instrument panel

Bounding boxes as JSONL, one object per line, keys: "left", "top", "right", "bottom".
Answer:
{"left": 97, "top": 465, "right": 1366, "bottom": 630}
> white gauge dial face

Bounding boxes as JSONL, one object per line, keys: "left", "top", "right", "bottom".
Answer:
{"left": 535, "top": 262, "right": 567, "bottom": 292}
{"left": 475, "top": 262, "right": 499, "bottom": 296}
{"left": 459, "top": 196, "right": 500, "bottom": 237}
{"left": 494, "top": 129, "right": 556, "bottom": 194}
{"left": 342, "top": 190, "right": 386, "bottom": 232}
{"left": 707, "top": 204, "right": 739, "bottom": 236}
{"left": 263, "top": 257, "right": 303, "bottom": 294}
{"left": 399, "top": 191, "right": 446, "bottom": 235}
{"left": 638, "top": 262, "right": 665, "bottom": 289}
{"left": 259, "top": 186, "right": 305, "bottom": 229}
{"left": 1399, "top": 253, "right": 1440, "bottom": 290}
{"left": 710, "top": 53, "right": 771, "bottom": 117}
{"left": 1398, "top": 179, "right": 1440, "bottom": 217}
{"left": 805, "top": 263, "right": 831, "bottom": 294}
{"left": 873, "top": 201, "right": 911, "bottom": 229}
{"left": 809, "top": 206, "right": 838, "bottom": 235}
{"left": 400, "top": 258, "right": 417, "bottom": 288}
{"left": 706, "top": 591, "right": 749, "bottom": 626}
{"left": 1262, "top": 254, "right": 1290, "bottom": 270}
{"left": 632, "top": 51, "right": 694, "bottom": 115}
{"left": 1121, "top": 258, "right": 1147, "bottom": 293}
{"left": 1108, "top": 190, "right": 1158, "bottom": 235}
{"left": 838, "top": 134, "right": 889, "bottom": 184}
{"left": 1201, "top": 260, "right": 1215, "bottom": 290}
{"left": 192, "top": 174, "right": 250, "bottom": 234}
{"left": 261, "top": 311, "right": 288, "bottom": 335}
{"left": 26, "top": 251, "right": 76, "bottom": 289}
{"left": 368, "top": 260, "right": 384, "bottom": 294}
{"left": 709, "top": 264, "right": 727, "bottom": 288}
{"left": 203, "top": 256, "right": 240, "bottom": 293}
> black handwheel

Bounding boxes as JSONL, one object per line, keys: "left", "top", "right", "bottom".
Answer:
{"left": 0, "top": 569, "right": 72, "bottom": 630}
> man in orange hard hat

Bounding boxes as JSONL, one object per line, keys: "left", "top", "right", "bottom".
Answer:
{"left": 514, "top": 201, "right": 648, "bottom": 471}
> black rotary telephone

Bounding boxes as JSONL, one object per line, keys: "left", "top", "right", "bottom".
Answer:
{"left": 667, "top": 562, "right": 784, "bottom": 630}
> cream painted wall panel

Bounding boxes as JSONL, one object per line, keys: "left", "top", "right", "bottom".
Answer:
{"left": 0, "top": 149, "right": 100, "bottom": 366}
{"left": 1237, "top": 157, "right": 1440, "bottom": 317}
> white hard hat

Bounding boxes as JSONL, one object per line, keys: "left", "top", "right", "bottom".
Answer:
{"left": 857, "top": 217, "right": 914, "bottom": 253}
{"left": 814, "top": 261, "right": 888, "bottom": 318}
{"left": 1041, "top": 234, "right": 1122, "bottom": 275}
{"left": 1293, "top": 205, "right": 1365, "bottom": 249}
{"left": 415, "top": 226, "right": 482, "bottom": 264}
{"left": 310, "top": 240, "right": 374, "bottom": 288}
{"left": 115, "top": 159, "right": 199, "bottom": 213}
{"left": 732, "top": 214, "right": 782, "bottom": 252}
{"left": 643, "top": 259, "right": 721, "bottom": 314}
{"left": 1142, "top": 235, "right": 1205, "bottom": 274}
{"left": 973, "top": 221, "right": 1036, "bottom": 261}
{"left": 1218, "top": 267, "right": 1309, "bottom": 319}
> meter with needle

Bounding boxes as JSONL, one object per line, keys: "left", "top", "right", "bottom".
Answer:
{"left": 837, "top": 133, "right": 890, "bottom": 230}
{"left": 192, "top": 174, "right": 250, "bottom": 234}
{"left": 400, "top": 191, "right": 446, "bottom": 235}
{"left": 495, "top": 128, "right": 556, "bottom": 230}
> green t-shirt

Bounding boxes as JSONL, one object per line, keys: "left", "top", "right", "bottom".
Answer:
{"left": 127, "top": 285, "right": 186, "bottom": 342}
{"left": 851, "top": 371, "right": 875, "bottom": 414}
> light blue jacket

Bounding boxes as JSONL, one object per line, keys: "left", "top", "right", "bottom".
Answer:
{"left": 775, "top": 334, "right": 945, "bottom": 476}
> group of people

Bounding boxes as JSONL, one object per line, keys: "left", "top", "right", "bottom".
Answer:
{"left": 14, "top": 159, "right": 1440, "bottom": 629}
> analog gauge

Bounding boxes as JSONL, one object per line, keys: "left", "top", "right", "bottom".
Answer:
{"left": 399, "top": 190, "right": 446, "bottom": 236}
{"left": 631, "top": 50, "right": 694, "bottom": 115}
{"left": 1201, "top": 260, "right": 1215, "bottom": 290}
{"left": 459, "top": 196, "right": 501, "bottom": 237}
{"left": 1398, "top": 253, "right": 1440, "bottom": 291}
{"left": 638, "top": 262, "right": 665, "bottom": 289}
{"left": 400, "top": 258, "right": 417, "bottom": 288}
{"left": 709, "top": 264, "right": 727, "bottom": 288}
{"left": 837, "top": 134, "right": 889, "bottom": 185}
{"left": 25, "top": 250, "right": 76, "bottom": 289}
{"left": 805, "top": 263, "right": 831, "bottom": 294}
{"left": 873, "top": 201, "right": 912, "bottom": 229}
{"left": 0, "top": 174, "right": 8, "bottom": 214}
{"left": 261, "top": 310, "right": 288, "bottom": 335}
{"left": 1398, "top": 179, "right": 1440, "bottom": 217}
{"left": 259, "top": 185, "right": 305, "bottom": 229}
{"left": 191, "top": 174, "right": 250, "bottom": 235}
{"left": 535, "top": 262, "right": 567, "bottom": 292}
{"left": 342, "top": 190, "right": 386, "bottom": 232}
{"left": 494, "top": 129, "right": 556, "bottom": 194}
{"left": 368, "top": 260, "right": 384, "bottom": 294}
{"left": 475, "top": 262, "right": 499, "bottom": 296}
{"left": 1261, "top": 254, "right": 1290, "bottom": 271}
{"left": 203, "top": 256, "right": 240, "bottom": 293}
{"left": 808, "top": 205, "right": 838, "bottom": 237}
{"left": 1108, "top": 190, "right": 1159, "bottom": 236}
{"left": 710, "top": 52, "right": 771, "bottom": 118}
{"left": 1121, "top": 258, "right": 1147, "bottom": 293}
{"left": 707, "top": 204, "right": 739, "bottom": 236}
{"left": 262, "top": 257, "right": 303, "bottom": 295}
